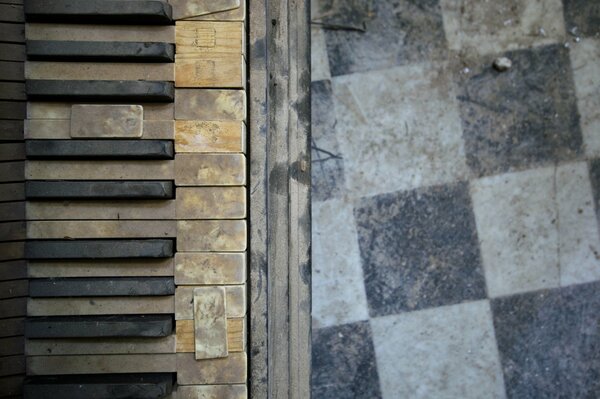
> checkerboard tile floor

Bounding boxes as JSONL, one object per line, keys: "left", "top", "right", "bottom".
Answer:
{"left": 311, "top": 1, "right": 600, "bottom": 397}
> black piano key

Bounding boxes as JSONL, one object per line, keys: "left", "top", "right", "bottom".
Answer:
{"left": 26, "top": 80, "right": 175, "bottom": 102}
{"left": 25, "top": 315, "right": 173, "bottom": 338}
{"left": 25, "top": 0, "right": 173, "bottom": 25}
{"left": 27, "top": 40, "right": 175, "bottom": 62}
{"left": 24, "top": 373, "right": 173, "bottom": 399}
{"left": 26, "top": 140, "right": 174, "bottom": 160}
{"left": 25, "top": 240, "right": 174, "bottom": 260}
{"left": 29, "top": 277, "right": 175, "bottom": 297}
{"left": 25, "top": 181, "right": 174, "bottom": 200}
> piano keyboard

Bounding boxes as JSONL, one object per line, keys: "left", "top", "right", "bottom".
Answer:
{"left": 1, "top": 0, "right": 248, "bottom": 397}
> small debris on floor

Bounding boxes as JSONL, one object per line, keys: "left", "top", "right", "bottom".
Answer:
{"left": 493, "top": 57, "right": 512, "bottom": 72}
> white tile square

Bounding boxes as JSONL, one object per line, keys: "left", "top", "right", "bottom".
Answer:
{"left": 441, "top": 0, "right": 566, "bottom": 55}
{"left": 331, "top": 63, "right": 469, "bottom": 198}
{"left": 371, "top": 300, "right": 506, "bottom": 399}
{"left": 312, "top": 199, "right": 369, "bottom": 329}
{"left": 570, "top": 38, "right": 600, "bottom": 158}
{"left": 471, "top": 163, "right": 600, "bottom": 298}
{"left": 311, "top": 27, "right": 331, "bottom": 82}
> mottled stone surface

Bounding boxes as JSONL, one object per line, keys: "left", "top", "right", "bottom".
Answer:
{"left": 312, "top": 321, "right": 381, "bottom": 399}
{"left": 311, "top": 80, "right": 345, "bottom": 202}
{"left": 176, "top": 385, "right": 246, "bottom": 399}
{"left": 323, "top": 0, "right": 447, "bottom": 76}
{"left": 311, "top": 28, "right": 330, "bottom": 82}
{"left": 176, "top": 220, "right": 246, "bottom": 252}
{"left": 169, "top": 0, "right": 239, "bottom": 20}
{"left": 176, "top": 187, "right": 245, "bottom": 219}
{"left": 457, "top": 44, "right": 583, "bottom": 177}
{"left": 193, "top": 287, "right": 228, "bottom": 359}
{"left": 492, "top": 281, "right": 600, "bottom": 398}
{"left": 562, "top": 0, "right": 600, "bottom": 37}
{"left": 176, "top": 352, "right": 246, "bottom": 385}
{"left": 355, "top": 182, "right": 486, "bottom": 316}
{"left": 372, "top": 301, "right": 506, "bottom": 398}
{"left": 70, "top": 105, "right": 143, "bottom": 138}
{"left": 175, "top": 252, "right": 245, "bottom": 285}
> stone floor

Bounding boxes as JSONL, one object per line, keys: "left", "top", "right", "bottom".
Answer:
{"left": 310, "top": 0, "right": 600, "bottom": 398}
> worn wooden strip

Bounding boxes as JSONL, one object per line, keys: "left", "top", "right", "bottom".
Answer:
{"left": 0, "top": 317, "right": 24, "bottom": 338}
{"left": 175, "top": 252, "right": 245, "bottom": 285}
{"left": 26, "top": 23, "right": 176, "bottom": 43}
{"left": 0, "top": 279, "right": 27, "bottom": 299}
{"left": 0, "top": 221, "right": 26, "bottom": 241}
{"left": 176, "top": 352, "right": 246, "bottom": 385}
{"left": 175, "top": 285, "right": 245, "bottom": 320}
{"left": 169, "top": 0, "right": 239, "bottom": 20}
{"left": 25, "top": 315, "right": 173, "bottom": 338}
{"left": 27, "top": 220, "right": 176, "bottom": 239}
{"left": 0, "top": 22, "right": 24, "bottom": 43}
{"left": 27, "top": 296, "right": 175, "bottom": 316}
{"left": 0, "top": 241, "right": 24, "bottom": 261}
{"left": 25, "top": 160, "right": 173, "bottom": 180}
{"left": 0, "top": 82, "right": 25, "bottom": 100}
{"left": 25, "top": 239, "right": 174, "bottom": 260}
{"left": 176, "top": 317, "right": 244, "bottom": 353}
{"left": 0, "top": 100, "right": 25, "bottom": 119}
{"left": 0, "top": 143, "right": 24, "bottom": 161}
{"left": 175, "top": 53, "right": 245, "bottom": 88}
{"left": 0, "top": 201, "right": 24, "bottom": 221}
{"left": 27, "top": 354, "right": 177, "bottom": 375}
{"left": 0, "top": 161, "right": 23, "bottom": 182}
{"left": 25, "top": 0, "right": 173, "bottom": 24}
{"left": 176, "top": 385, "right": 247, "bottom": 399}
{"left": 26, "top": 40, "right": 175, "bottom": 62}
{"left": 0, "top": 375, "right": 23, "bottom": 397}
{"left": 175, "top": 120, "right": 245, "bottom": 153}
{"left": 28, "top": 259, "right": 174, "bottom": 278}
{"left": 176, "top": 187, "right": 245, "bottom": 219}
{"left": 0, "top": 120, "right": 23, "bottom": 141}
{"left": 26, "top": 140, "right": 174, "bottom": 159}
{"left": 26, "top": 80, "right": 175, "bottom": 102}
{"left": 71, "top": 104, "right": 144, "bottom": 138}
{"left": 0, "top": 261, "right": 26, "bottom": 281}
{"left": 0, "top": 61, "right": 24, "bottom": 81}
{"left": 0, "top": 4, "right": 24, "bottom": 23}
{"left": 0, "top": 355, "right": 24, "bottom": 377}
{"left": 24, "top": 374, "right": 173, "bottom": 399}
{"left": 174, "top": 153, "right": 245, "bottom": 186}
{"left": 185, "top": 0, "right": 245, "bottom": 21}
{"left": 175, "top": 21, "right": 244, "bottom": 54}
{"left": 26, "top": 62, "right": 175, "bottom": 81}
{"left": 26, "top": 336, "right": 176, "bottom": 356}
{"left": 0, "top": 336, "right": 23, "bottom": 356}
{"left": 28, "top": 102, "right": 173, "bottom": 120}
{"left": 26, "top": 181, "right": 174, "bottom": 200}
{"left": 29, "top": 277, "right": 175, "bottom": 297}
{"left": 0, "top": 43, "right": 25, "bottom": 61}
{"left": 0, "top": 183, "right": 24, "bottom": 201}
{"left": 177, "top": 220, "right": 246, "bottom": 252}
{"left": 193, "top": 286, "right": 227, "bottom": 359}
{"left": 27, "top": 200, "right": 176, "bottom": 221}
{"left": 175, "top": 89, "right": 245, "bottom": 121}
{"left": 25, "top": 119, "right": 174, "bottom": 140}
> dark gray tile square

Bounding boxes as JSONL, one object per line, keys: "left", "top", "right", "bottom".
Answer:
{"left": 457, "top": 44, "right": 583, "bottom": 177}
{"left": 589, "top": 159, "right": 600, "bottom": 229}
{"left": 562, "top": 0, "right": 600, "bottom": 37}
{"left": 311, "top": 321, "right": 381, "bottom": 399}
{"left": 312, "top": 80, "right": 345, "bottom": 201}
{"left": 322, "top": 0, "right": 447, "bottom": 76}
{"left": 492, "top": 281, "right": 600, "bottom": 399}
{"left": 354, "top": 182, "right": 487, "bottom": 317}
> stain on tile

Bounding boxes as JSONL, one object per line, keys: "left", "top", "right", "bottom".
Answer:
{"left": 311, "top": 321, "right": 382, "bottom": 399}
{"left": 323, "top": 0, "right": 447, "bottom": 76}
{"left": 311, "top": 80, "right": 346, "bottom": 202}
{"left": 562, "top": 0, "right": 600, "bottom": 38}
{"left": 372, "top": 301, "right": 506, "bottom": 399}
{"left": 457, "top": 44, "right": 583, "bottom": 177}
{"left": 492, "top": 281, "right": 600, "bottom": 398}
{"left": 354, "top": 182, "right": 486, "bottom": 317}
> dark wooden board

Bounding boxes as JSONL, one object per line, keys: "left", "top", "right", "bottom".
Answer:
{"left": 26, "top": 140, "right": 174, "bottom": 159}
{"left": 29, "top": 277, "right": 174, "bottom": 297}
{"left": 0, "top": 4, "right": 23, "bottom": 23}
{"left": 0, "top": 101, "right": 25, "bottom": 119}
{"left": 25, "top": 239, "right": 174, "bottom": 260}
{"left": 0, "top": 355, "right": 25, "bottom": 377}
{"left": 0, "top": 43, "right": 25, "bottom": 62}
{"left": 0, "top": 336, "right": 24, "bottom": 356}
{"left": 0, "top": 22, "right": 24, "bottom": 43}
{"left": 25, "top": 181, "right": 174, "bottom": 200}
{"left": 0, "top": 61, "right": 24, "bottom": 81}
{"left": 0, "top": 317, "right": 24, "bottom": 337}
{"left": 0, "top": 279, "right": 27, "bottom": 299}
{"left": 27, "top": 40, "right": 175, "bottom": 62}
{"left": 26, "top": 80, "right": 174, "bottom": 102}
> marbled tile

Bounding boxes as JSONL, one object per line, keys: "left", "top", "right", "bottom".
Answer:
{"left": 354, "top": 182, "right": 486, "bottom": 317}
{"left": 312, "top": 199, "right": 369, "bottom": 328}
{"left": 492, "top": 281, "right": 600, "bottom": 398}
{"left": 323, "top": 0, "right": 447, "bottom": 76}
{"left": 311, "top": 28, "right": 331, "bottom": 82}
{"left": 562, "top": 0, "right": 600, "bottom": 37}
{"left": 570, "top": 38, "right": 600, "bottom": 157}
{"left": 372, "top": 300, "right": 506, "bottom": 399}
{"left": 312, "top": 80, "right": 345, "bottom": 202}
{"left": 332, "top": 64, "right": 469, "bottom": 198}
{"left": 311, "top": 321, "right": 381, "bottom": 399}
{"left": 457, "top": 44, "right": 583, "bottom": 177}
{"left": 441, "top": 0, "right": 565, "bottom": 55}
{"left": 471, "top": 163, "right": 600, "bottom": 298}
